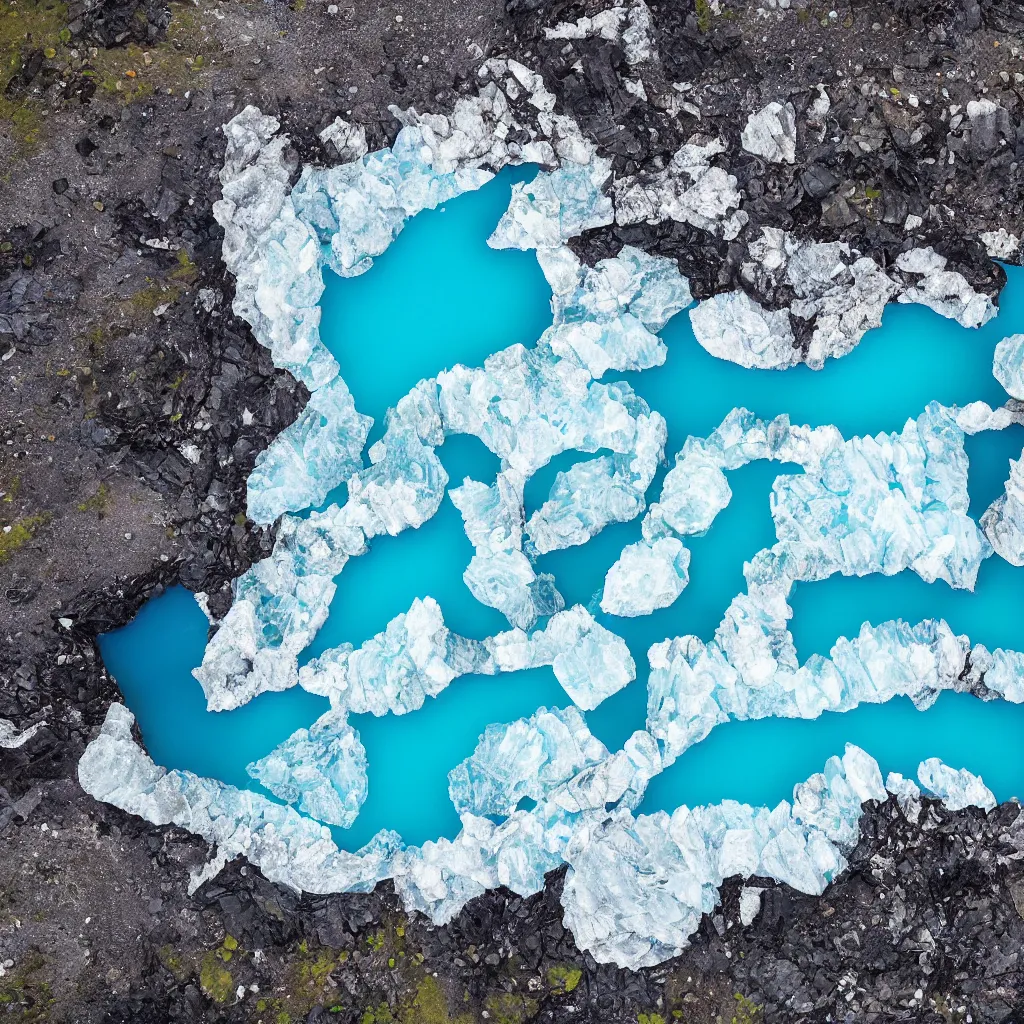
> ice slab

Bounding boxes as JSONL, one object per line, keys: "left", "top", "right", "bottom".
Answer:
{"left": 561, "top": 744, "right": 882, "bottom": 969}
{"left": 917, "top": 757, "right": 997, "bottom": 812}
{"left": 247, "top": 708, "right": 368, "bottom": 828}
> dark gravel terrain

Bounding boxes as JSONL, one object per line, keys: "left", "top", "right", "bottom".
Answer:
{"left": 2, "top": 0, "right": 1024, "bottom": 1019}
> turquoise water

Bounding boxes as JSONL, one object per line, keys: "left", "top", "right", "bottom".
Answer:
{"left": 98, "top": 167, "right": 1024, "bottom": 848}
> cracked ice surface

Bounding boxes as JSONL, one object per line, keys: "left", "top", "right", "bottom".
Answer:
{"left": 86, "top": 63, "right": 1024, "bottom": 970}
{"left": 198, "top": 240, "right": 684, "bottom": 707}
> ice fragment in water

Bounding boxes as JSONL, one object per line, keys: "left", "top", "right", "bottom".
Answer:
{"left": 993, "top": 333, "right": 1024, "bottom": 400}
{"left": 79, "top": 704, "right": 400, "bottom": 894}
{"left": 448, "top": 706, "right": 608, "bottom": 816}
{"left": 247, "top": 708, "right": 368, "bottom": 828}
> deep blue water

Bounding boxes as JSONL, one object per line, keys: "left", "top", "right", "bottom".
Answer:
{"left": 98, "top": 167, "right": 1024, "bottom": 848}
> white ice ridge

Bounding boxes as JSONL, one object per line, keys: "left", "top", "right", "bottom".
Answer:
{"left": 688, "top": 235, "right": 997, "bottom": 372}
{"left": 82, "top": 702, "right": 1005, "bottom": 965}
{"left": 296, "top": 596, "right": 633, "bottom": 715}
{"left": 77, "top": 703, "right": 895, "bottom": 966}
{"left": 603, "top": 401, "right": 987, "bottom": 618}
{"left": 79, "top": 704, "right": 400, "bottom": 895}
{"left": 917, "top": 758, "right": 997, "bottom": 811}
{"left": 562, "top": 744, "right": 885, "bottom": 968}
{"left": 195, "top": 244, "right": 690, "bottom": 710}
{"left": 0, "top": 718, "right": 45, "bottom": 748}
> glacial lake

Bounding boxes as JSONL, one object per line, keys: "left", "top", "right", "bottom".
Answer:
{"left": 100, "top": 167, "right": 1024, "bottom": 850}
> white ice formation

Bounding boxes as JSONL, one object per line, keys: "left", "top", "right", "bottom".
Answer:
{"left": 79, "top": 706, "right": 901, "bottom": 968}
{"left": 917, "top": 758, "right": 997, "bottom": 812}
{"left": 993, "top": 333, "right": 1024, "bottom": 400}
{"left": 80, "top": 55, "right": 1024, "bottom": 974}
{"left": 894, "top": 247, "right": 997, "bottom": 329}
{"left": 689, "top": 236, "right": 997, "bottom": 372}
{"left": 246, "top": 708, "right": 368, "bottom": 828}
{"left": 297, "top": 597, "right": 634, "bottom": 715}
{"left": 612, "top": 137, "right": 748, "bottom": 239}
{"left": 79, "top": 704, "right": 399, "bottom": 895}
{"left": 981, "top": 454, "right": 1024, "bottom": 565}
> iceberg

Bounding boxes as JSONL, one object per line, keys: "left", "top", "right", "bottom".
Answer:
{"left": 246, "top": 708, "right": 368, "bottom": 828}
{"left": 981, "top": 454, "right": 1024, "bottom": 565}
{"left": 690, "top": 291, "right": 797, "bottom": 369}
{"left": 917, "top": 758, "right": 996, "bottom": 811}
{"left": 647, "top": 618, "right": 971, "bottom": 765}
{"left": 600, "top": 537, "right": 690, "bottom": 617}
{"left": 993, "top": 332, "right": 1024, "bottom": 400}
{"left": 498, "top": 605, "right": 635, "bottom": 710}
{"left": 742, "top": 227, "right": 898, "bottom": 369}
{"left": 885, "top": 772, "right": 922, "bottom": 821}
{"left": 297, "top": 597, "right": 632, "bottom": 715}
{"left": 246, "top": 377, "right": 372, "bottom": 525}
{"left": 451, "top": 471, "right": 562, "bottom": 630}
{"left": 525, "top": 412, "right": 666, "bottom": 555}
{"left": 298, "top": 597, "right": 490, "bottom": 715}
{"left": 448, "top": 706, "right": 608, "bottom": 816}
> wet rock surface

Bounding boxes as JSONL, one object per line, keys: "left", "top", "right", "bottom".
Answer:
{"left": 1, "top": 0, "right": 1024, "bottom": 1018}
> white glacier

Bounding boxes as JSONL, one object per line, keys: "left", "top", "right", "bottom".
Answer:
{"left": 83, "top": 60, "right": 1024, "bottom": 973}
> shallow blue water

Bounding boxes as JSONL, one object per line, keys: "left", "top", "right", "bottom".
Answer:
{"left": 98, "top": 167, "right": 1024, "bottom": 847}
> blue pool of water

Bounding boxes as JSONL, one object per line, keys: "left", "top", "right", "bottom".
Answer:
{"left": 98, "top": 167, "right": 1024, "bottom": 848}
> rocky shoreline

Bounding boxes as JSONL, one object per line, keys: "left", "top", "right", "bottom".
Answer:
{"left": 2, "top": 0, "right": 1024, "bottom": 1019}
